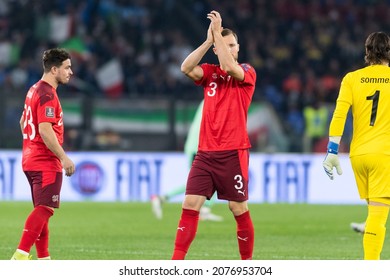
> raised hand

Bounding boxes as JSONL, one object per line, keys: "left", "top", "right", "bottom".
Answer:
{"left": 207, "top": 10, "right": 223, "bottom": 34}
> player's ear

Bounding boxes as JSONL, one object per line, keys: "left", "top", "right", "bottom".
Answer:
{"left": 50, "top": 66, "right": 59, "bottom": 75}
{"left": 212, "top": 47, "right": 217, "bottom": 55}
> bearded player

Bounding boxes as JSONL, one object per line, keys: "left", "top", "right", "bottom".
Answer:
{"left": 171, "top": 11, "right": 256, "bottom": 260}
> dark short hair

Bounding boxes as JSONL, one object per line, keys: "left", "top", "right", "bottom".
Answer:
{"left": 221, "top": 28, "right": 238, "bottom": 43}
{"left": 42, "top": 48, "right": 71, "bottom": 72}
{"left": 364, "top": 32, "right": 390, "bottom": 65}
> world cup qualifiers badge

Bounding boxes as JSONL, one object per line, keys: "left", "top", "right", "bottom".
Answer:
{"left": 45, "top": 107, "right": 55, "bottom": 118}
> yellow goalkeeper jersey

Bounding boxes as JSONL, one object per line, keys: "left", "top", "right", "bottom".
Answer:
{"left": 329, "top": 64, "right": 390, "bottom": 156}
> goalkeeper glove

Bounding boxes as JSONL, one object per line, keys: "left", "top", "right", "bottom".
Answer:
{"left": 322, "top": 141, "right": 343, "bottom": 180}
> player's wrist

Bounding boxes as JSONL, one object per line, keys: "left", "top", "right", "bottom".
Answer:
{"left": 327, "top": 141, "right": 339, "bottom": 155}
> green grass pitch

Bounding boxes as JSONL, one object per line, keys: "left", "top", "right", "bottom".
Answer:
{"left": 1, "top": 202, "right": 388, "bottom": 260}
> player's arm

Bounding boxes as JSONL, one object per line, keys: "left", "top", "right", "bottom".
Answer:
{"left": 39, "top": 122, "right": 74, "bottom": 176}
{"left": 323, "top": 76, "right": 352, "bottom": 179}
{"left": 209, "top": 11, "right": 244, "bottom": 81}
{"left": 322, "top": 102, "right": 348, "bottom": 180}
{"left": 329, "top": 74, "right": 352, "bottom": 138}
{"left": 181, "top": 23, "right": 214, "bottom": 81}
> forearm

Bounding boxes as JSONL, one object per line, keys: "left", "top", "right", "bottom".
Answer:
{"left": 181, "top": 40, "right": 212, "bottom": 75}
{"left": 213, "top": 31, "right": 243, "bottom": 80}
{"left": 213, "top": 33, "right": 234, "bottom": 70}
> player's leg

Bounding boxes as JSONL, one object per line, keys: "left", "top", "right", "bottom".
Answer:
{"left": 216, "top": 149, "right": 254, "bottom": 259}
{"left": 352, "top": 154, "right": 390, "bottom": 260}
{"left": 11, "top": 171, "right": 61, "bottom": 260}
{"left": 363, "top": 199, "right": 389, "bottom": 260}
{"left": 11, "top": 206, "right": 54, "bottom": 260}
{"left": 10, "top": 207, "right": 49, "bottom": 260}
{"left": 172, "top": 194, "right": 206, "bottom": 260}
{"left": 350, "top": 159, "right": 368, "bottom": 238}
{"left": 172, "top": 153, "right": 213, "bottom": 259}
{"left": 35, "top": 222, "right": 51, "bottom": 259}
{"left": 229, "top": 201, "right": 254, "bottom": 260}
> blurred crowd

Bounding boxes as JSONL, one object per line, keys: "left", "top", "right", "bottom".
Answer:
{"left": 1, "top": 0, "right": 389, "bottom": 152}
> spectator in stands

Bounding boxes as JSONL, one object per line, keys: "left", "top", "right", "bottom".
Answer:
{"left": 302, "top": 98, "right": 329, "bottom": 153}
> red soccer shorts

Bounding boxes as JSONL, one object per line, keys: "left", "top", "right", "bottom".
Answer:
{"left": 24, "top": 171, "right": 63, "bottom": 208}
{"left": 186, "top": 149, "right": 249, "bottom": 202}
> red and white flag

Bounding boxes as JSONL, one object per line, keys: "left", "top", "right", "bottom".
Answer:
{"left": 95, "top": 59, "right": 124, "bottom": 98}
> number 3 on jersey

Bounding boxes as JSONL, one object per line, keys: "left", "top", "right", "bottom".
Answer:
{"left": 207, "top": 82, "right": 217, "bottom": 96}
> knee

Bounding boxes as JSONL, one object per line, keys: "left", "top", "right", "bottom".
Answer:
{"left": 229, "top": 202, "right": 248, "bottom": 216}
{"left": 182, "top": 195, "right": 206, "bottom": 211}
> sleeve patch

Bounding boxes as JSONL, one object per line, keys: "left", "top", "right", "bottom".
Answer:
{"left": 241, "top": 63, "right": 251, "bottom": 72}
{"left": 45, "top": 107, "right": 55, "bottom": 118}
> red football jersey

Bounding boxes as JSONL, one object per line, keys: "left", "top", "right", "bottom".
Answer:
{"left": 21, "top": 80, "right": 64, "bottom": 172}
{"left": 195, "top": 63, "right": 256, "bottom": 151}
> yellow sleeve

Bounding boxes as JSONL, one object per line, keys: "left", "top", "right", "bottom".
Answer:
{"left": 329, "top": 73, "right": 352, "bottom": 136}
